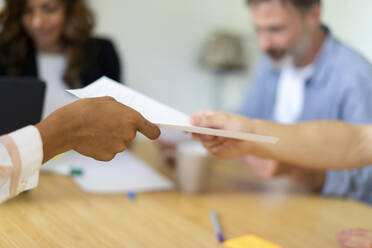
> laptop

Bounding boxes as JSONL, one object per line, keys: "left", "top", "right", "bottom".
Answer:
{"left": 0, "top": 77, "right": 46, "bottom": 135}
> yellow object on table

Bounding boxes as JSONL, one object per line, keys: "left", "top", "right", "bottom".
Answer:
{"left": 224, "top": 235, "right": 282, "bottom": 248}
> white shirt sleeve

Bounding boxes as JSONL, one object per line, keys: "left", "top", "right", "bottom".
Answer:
{"left": 0, "top": 126, "right": 43, "bottom": 203}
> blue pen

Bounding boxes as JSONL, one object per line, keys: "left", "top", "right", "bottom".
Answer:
{"left": 210, "top": 210, "right": 224, "bottom": 243}
{"left": 126, "top": 191, "right": 137, "bottom": 200}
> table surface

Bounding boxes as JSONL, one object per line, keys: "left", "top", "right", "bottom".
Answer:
{"left": 0, "top": 141, "right": 371, "bottom": 248}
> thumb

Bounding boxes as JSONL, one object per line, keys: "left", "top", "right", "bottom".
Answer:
{"left": 191, "top": 111, "right": 229, "bottom": 129}
{"left": 137, "top": 116, "right": 161, "bottom": 140}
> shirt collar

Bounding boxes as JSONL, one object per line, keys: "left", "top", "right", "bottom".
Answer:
{"left": 309, "top": 26, "right": 339, "bottom": 86}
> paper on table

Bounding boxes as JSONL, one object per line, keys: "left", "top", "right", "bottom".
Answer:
{"left": 42, "top": 150, "right": 173, "bottom": 193}
{"left": 67, "top": 76, "right": 279, "bottom": 144}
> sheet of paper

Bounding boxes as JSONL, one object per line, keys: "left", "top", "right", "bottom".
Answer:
{"left": 67, "top": 76, "right": 279, "bottom": 144}
{"left": 224, "top": 235, "right": 282, "bottom": 248}
{"left": 42, "top": 151, "right": 173, "bottom": 194}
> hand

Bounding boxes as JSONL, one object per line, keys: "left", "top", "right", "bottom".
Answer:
{"left": 245, "top": 156, "right": 281, "bottom": 179}
{"left": 37, "top": 96, "right": 160, "bottom": 162}
{"left": 338, "top": 229, "right": 372, "bottom": 248}
{"left": 190, "top": 111, "right": 254, "bottom": 159}
{"left": 245, "top": 156, "right": 326, "bottom": 191}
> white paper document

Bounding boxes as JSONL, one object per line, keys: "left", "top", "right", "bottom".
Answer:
{"left": 67, "top": 77, "right": 279, "bottom": 144}
{"left": 42, "top": 151, "right": 173, "bottom": 194}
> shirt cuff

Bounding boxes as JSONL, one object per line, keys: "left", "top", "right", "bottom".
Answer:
{"left": 9, "top": 126, "right": 43, "bottom": 195}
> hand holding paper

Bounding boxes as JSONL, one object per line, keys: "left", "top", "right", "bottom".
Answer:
{"left": 67, "top": 77, "right": 278, "bottom": 144}
{"left": 191, "top": 110, "right": 275, "bottom": 159}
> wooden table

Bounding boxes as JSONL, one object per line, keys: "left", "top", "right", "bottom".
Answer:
{"left": 0, "top": 141, "right": 371, "bottom": 248}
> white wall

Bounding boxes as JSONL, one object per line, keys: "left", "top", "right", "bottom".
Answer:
{"left": 322, "top": 0, "right": 372, "bottom": 62}
{"left": 89, "top": 0, "right": 254, "bottom": 114}
{"left": 90, "top": 0, "right": 372, "bottom": 114}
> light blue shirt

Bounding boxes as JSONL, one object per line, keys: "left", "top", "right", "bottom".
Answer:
{"left": 239, "top": 29, "right": 372, "bottom": 204}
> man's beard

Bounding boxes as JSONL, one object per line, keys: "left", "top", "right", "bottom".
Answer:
{"left": 266, "top": 38, "right": 311, "bottom": 69}
{"left": 266, "top": 50, "right": 294, "bottom": 69}
{"left": 266, "top": 49, "right": 287, "bottom": 61}
{"left": 266, "top": 30, "right": 312, "bottom": 69}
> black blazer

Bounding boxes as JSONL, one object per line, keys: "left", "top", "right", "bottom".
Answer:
{"left": 0, "top": 37, "right": 122, "bottom": 87}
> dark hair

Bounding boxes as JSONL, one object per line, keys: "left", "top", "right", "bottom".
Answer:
{"left": 0, "top": 0, "right": 95, "bottom": 88}
{"left": 246, "top": 0, "right": 321, "bottom": 12}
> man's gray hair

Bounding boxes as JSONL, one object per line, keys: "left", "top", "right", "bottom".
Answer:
{"left": 246, "top": 0, "right": 321, "bottom": 12}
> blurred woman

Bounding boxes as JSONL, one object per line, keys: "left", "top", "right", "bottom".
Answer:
{"left": 0, "top": 0, "right": 122, "bottom": 117}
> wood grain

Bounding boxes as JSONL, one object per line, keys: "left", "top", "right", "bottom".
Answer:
{"left": 0, "top": 141, "right": 370, "bottom": 248}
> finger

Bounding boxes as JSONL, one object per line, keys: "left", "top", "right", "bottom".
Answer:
{"left": 96, "top": 152, "right": 117, "bottom": 162}
{"left": 204, "top": 140, "right": 226, "bottom": 151}
{"left": 192, "top": 133, "right": 202, "bottom": 141}
{"left": 338, "top": 229, "right": 372, "bottom": 248}
{"left": 191, "top": 111, "right": 227, "bottom": 129}
{"left": 206, "top": 140, "right": 235, "bottom": 159}
{"left": 342, "top": 229, "right": 370, "bottom": 235}
{"left": 137, "top": 117, "right": 161, "bottom": 140}
{"left": 102, "top": 142, "right": 127, "bottom": 161}
{"left": 201, "top": 135, "right": 217, "bottom": 142}
{"left": 116, "top": 143, "right": 127, "bottom": 153}
{"left": 192, "top": 133, "right": 216, "bottom": 142}
{"left": 341, "top": 237, "right": 368, "bottom": 248}
{"left": 214, "top": 136, "right": 228, "bottom": 143}
{"left": 271, "top": 162, "right": 288, "bottom": 176}
{"left": 190, "top": 110, "right": 216, "bottom": 125}
{"left": 209, "top": 144, "right": 228, "bottom": 156}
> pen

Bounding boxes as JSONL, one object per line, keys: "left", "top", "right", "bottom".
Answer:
{"left": 126, "top": 191, "right": 137, "bottom": 200}
{"left": 210, "top": 210, "right": 224, "bottom": 243}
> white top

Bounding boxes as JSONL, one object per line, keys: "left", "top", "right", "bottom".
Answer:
{"left": 274, "top": 63, "right": 314, "bottom": 124}
{"left": 0, "top": 126, "right": 43, "bottom": 203}
{"left": 37, "top": 53, "right": 77, "bottom": 119}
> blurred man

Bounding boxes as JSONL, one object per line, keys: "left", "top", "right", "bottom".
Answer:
{"left": 239, "top": 0, "right": 372, "bottom": 203}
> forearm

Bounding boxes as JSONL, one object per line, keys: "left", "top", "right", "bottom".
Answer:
{"left": 249, "top": 120, "right": 371, "bottom": 170}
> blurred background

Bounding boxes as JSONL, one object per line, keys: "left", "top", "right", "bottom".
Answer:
{"left": 2, "top": 0, "right": 372, "bottom": 113}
